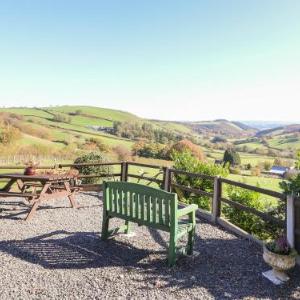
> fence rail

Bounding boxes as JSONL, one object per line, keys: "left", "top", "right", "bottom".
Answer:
{"left": 0, "top": 161, "right": 294, "bottom": 249}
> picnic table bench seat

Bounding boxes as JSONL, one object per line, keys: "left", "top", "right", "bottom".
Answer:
{"left": 0, "top": 191, "right": 38, "bottom": 198}
{"left": 101, "top": 181, "right": 198, "bottom": 266}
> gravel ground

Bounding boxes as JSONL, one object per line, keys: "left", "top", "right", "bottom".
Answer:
{"left": 0, "top": 193, "right": 299, "bottom": 300}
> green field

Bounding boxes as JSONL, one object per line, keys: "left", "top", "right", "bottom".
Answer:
{"left": 0, "top": 105, "right": 297, "bottom": 197}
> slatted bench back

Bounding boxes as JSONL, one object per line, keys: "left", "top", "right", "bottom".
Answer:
{"left": 103, "top": 181, "right": 177, "bottom": 230}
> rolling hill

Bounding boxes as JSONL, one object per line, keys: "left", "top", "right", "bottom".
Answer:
{"left": 0, "top": 106, "right": 299, "bottom": 164}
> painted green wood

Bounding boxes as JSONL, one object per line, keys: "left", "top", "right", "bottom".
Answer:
{"left": 130, "top": 191, "right": 134, "bottom": 217}
{"left": 153, "top": 196, "right": 157, "bottom": 224}
{"left": 101, "top": 181, "right": 198, "bottom": 266}
{"left": 159, "top": 198, "right": 163, "bottom": 225}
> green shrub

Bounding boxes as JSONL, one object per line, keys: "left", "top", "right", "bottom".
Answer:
{"left": 223, "top": 149, "right": 241, "bottom": 166}
{"left": 84, "top": 138, "right": 109, "bottom": 152}
{"left": 0, "top": 126, "right": 22, "bottom": 145}
{"left": 171, "top": 150, "right": 228, "bottom": 210}
{"left": 280, "top": 173, "right": 300, "bottom": 197}
{"left": 73, "top": 152, "right": 112, "bottom": 184}
{"left": 223, "top": 185, "right": 284, "bottom": 240}
{"left": 296, "top": 150, "right": 300, "bottom": 170}
{"left": 53, "top": 113, "right": 71, "bottom": 123}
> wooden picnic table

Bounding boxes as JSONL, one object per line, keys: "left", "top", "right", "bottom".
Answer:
{"left": 0, "top": 173, "right": 79, "bottom": 221}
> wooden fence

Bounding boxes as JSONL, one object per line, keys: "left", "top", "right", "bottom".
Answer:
{"left": 0, "top": 161, "right": 293, "bottom": 248}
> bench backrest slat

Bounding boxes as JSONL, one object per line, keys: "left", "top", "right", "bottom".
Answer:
{"left": 103, "top": 181, "right": 177, "bottom": 228}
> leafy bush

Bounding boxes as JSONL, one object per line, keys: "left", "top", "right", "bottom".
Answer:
{"left": 170, "top": 139, "right": 205, "bottom": 161}
{"left": 113, "top": 121, "right": 182, "bottom": 143}
{"left": 73, "top": 152, "right": 112, "bottom": 184}
{"left": 171, "top": 150, "right": 228, "bottom": 210}
{"left": 273, "top": 158, "right": 294, "bottom": 168}
{"left": 223, "top": 148, "right": 241, "bottom": 166}
{"left": 212, "top": 136, "right": 227, "bottom": 143}
{"left": 223, "top": 185, "right": 284, "bottom": 240}
{"left": 53, "top": 113, "right": 71, "bottom": 123}
{"left": 132, "top": 141, "right": 169, "bottom": 160}
{"left": 263, "top": 161, "right": 272, "bottom": 171}
{"left": 296, "top": 151, "right": 300, "bottom": 169}
{"left": 251, "top": 167, "right": 261, "bottom": 177}
{"left": 84, "top": 138, "right": 109, "bottom": 152}
{"left": 0, "top": 125, "right": 22, "bottom": 144}
{"left": 280, "top": 173, "right": 300, "bottom": 197}
{"left": 113, "top": 145, "right": 131, "bottom": 161}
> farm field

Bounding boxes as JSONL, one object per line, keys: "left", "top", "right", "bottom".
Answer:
{"left": 0, "top": 105, "right": 298, "bottom": 197}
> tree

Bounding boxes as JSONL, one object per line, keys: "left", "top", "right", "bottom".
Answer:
{"left": 212, "top": 136, "right": 227, "bottom": 143}
{"left": 223, "top": 149, "right": 241, "bottom": 166}
{"left": 0, "top": 125, "right": 22, "bottom": 145}
{"left": 73, "top": 152, "right": 112, "bottom": 184}
{"left": 171, "top": 150, "right": 228, "bottom": 210}
{"left": 170, "top": 139, "right": 205, "bottom": 161}
{"left": 113, "top": 145, "right": 131, "bottom": 161}
{"left": 296, "top": 150, "right": 300, "bottom": 170}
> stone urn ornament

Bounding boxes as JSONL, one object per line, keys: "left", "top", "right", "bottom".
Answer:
{"left": 262, "top": 235, "right": 297, "bottom": 285}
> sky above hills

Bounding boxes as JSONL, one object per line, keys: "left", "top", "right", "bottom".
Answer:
{"left": 0, "top": 1, "right": 299, "bottom": 122}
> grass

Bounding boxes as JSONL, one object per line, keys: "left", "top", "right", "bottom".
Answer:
{"left": 227, "top": 174, "right": 282, "bottom": 192}
{"left": 0, "top": 108, "right": 52, "bottom": 118}
{"left": 70, "top": 115, "right": 113, "bottom": 127}
{"left": 47, "top": 106, "right": 140, "bottom": 122}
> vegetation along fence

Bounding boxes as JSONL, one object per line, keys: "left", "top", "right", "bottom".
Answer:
{"left": 0, "top": 161, "right": 299, "bottom": 255}
{"left": 294, "top": 197, "right": 300, "bottom": 253}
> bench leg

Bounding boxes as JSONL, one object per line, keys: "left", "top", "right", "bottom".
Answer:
{"left": 124, "top": 220, "right": 131, "bottom": 234}
{"left": 187, "top": 211, "right": 196, "bottom": 255}
{"left": 187, "top": 227, "right": 195, "bottom": 255}
{"left": 101, "top": 213, "right": 110, "bottom": 240}
{"left": 168, "top": 233, "right": 177, "bottom": 267}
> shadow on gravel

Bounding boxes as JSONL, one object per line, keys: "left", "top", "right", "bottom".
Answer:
{"left": 141, "top": 225, "right": 300, "bottom": 300}
{"left": 0, "top": 200, "right": 101, "bottom": 220}
{"left": 0, "top": 230, "right": 153, "bottom": 269}
{"left": 0, "top": 228, "right": 299, "bottom": 299}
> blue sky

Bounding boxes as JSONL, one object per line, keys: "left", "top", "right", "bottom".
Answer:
{"left": 0, "top": 0, "right": 299, "bottom": 121}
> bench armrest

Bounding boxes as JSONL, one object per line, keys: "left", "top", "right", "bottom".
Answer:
{"left": 177, "top": 204, "right": 198, "bottom": 217}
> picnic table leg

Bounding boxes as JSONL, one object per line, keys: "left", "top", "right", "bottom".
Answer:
{"left": 25, "top": 183, "right": 50, "bottom": 221}
{"left": 64, "top": 181, "right": 78, "bottom": 209}
{"left": 1, "top": 179, "right": 17, "bottom": 192}
{"left": 17, "top": 179, "right": 25, "bottom": 192}
{"left": 25, "top": 201, "right": 40, "bottom": 221}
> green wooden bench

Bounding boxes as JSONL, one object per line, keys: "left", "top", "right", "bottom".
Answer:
{"left": 101, "top": 181, "right": 198, "bottom": 266}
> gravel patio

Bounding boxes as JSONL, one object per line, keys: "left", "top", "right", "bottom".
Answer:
{"left": 0, "top": 193, "right": 299, "bottom": 299}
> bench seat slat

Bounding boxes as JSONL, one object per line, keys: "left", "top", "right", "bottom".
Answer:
{"left": 158, "top": 198, "right": 163, "bottom": 225}
{"left": 153, "top": 196, "right": 157, "bottom": 224}
{"left": 130, "top": 191, "right": 134, "bottom": 218}
{"left": 147, "top": 195, "right": 151, "bottom": 223}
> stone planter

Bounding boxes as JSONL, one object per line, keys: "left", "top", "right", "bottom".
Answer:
{"left": 24, "top": 167, "right": 36, "bottom": 176}
{"left": 263, "top": 245, "right": 296, "bottom": 284}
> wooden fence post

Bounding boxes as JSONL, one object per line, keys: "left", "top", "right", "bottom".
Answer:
{"left": 212, "top": 176, "right": 222, "bottom": 223}
{"left": 121, "top": 162, "right": 128, "bottom": 182}
{"left": 287, "top": 194, "right": 295, "bottom": 248}
{"left": 162, "top": 167, "right": 171, "bottom": 192}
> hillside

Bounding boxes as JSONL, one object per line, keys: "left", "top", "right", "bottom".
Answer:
{"left": 188, "top": 119, "right": 256, "bottom": 138}
{"left": 0, "top": 106, "right": 299, "bottom": 166}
